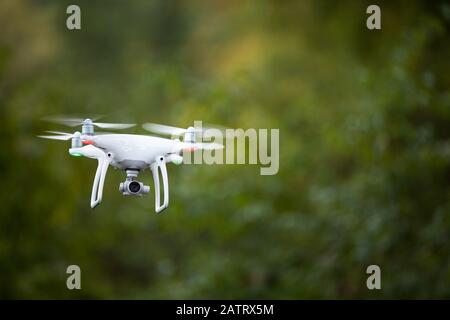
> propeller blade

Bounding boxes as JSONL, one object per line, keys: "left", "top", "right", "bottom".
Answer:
{"left": 43, "top": 116, "right": 134, "bottom": 130}
{"left": 43, "top": 116, "right": 86, "bottom": 127}
{"left": 142, "top": 123, "right": 188, "bottom": 136}
{"left": 45, "top": 130, "right": 73, "bottom": 136}
{"left": 92, "top": 122, "right": 135, "bottom": 129}
{"left": 142, "top": 122, "right": 237, "bottom": 140}
{"left": 37, "top": 135, "right": 73, "bottom": 141}
{"left": 44, "top": 130, "right": 112, "bottom": 137}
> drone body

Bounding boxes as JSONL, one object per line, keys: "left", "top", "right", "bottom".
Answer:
{"left": 39, "top": 118, "right": 223, "bottom": 213}
{"left": 79, "top": 134, "right": 181, "bottom": 169}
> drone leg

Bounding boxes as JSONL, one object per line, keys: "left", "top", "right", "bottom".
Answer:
{"left": 90, "top": 157, "right": 110, "bottom": 208}
{"left": 150, "top": 156, "right": 169, "bottom": 213}
{"left": 69, "top": 145, "right": 111, "bottom": 209}
{"left": 90, "top": 160, "right": 102, "bottom": 207}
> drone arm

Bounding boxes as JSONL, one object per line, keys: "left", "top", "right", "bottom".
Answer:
{"left": 150, "top": 156, "right": 169, "bottom": 213}
{"left": 69, "top": 145, "right": 111, "bottom": 208}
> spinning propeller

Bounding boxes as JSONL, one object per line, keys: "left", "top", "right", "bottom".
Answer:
{"left": 37, "top": 131, "right": 81, "bottom": 141}
{"left": 142, "top": 122, "right": 233, "bottom": 139}
{"left": 37, "top": 131, "right": 110, "bottom": 141}
{"left": 142, "top": 122, "right": 224, "bottom": 151}
{"left": 43, "top": 116, "right": 135, "bottom": 129}
{"left": 142, "top": 123, "right": 199, "bottom": 136}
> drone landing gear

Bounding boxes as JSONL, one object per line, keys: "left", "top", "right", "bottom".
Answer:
{"left": 68, "top": 144, "right": 111, "bottom": 208}
{"left": 150, "top": 156, "right": 169, "bottom": 213}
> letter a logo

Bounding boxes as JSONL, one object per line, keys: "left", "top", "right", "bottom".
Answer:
{"left": 366, "top": 5, "right": 381, "bottom": 30}
{"left": 366, "top": 265, "right": 381, "bottom": 290}
{"left": 66, "top": 265, "right": 81, "bottom": 290}
{"left": 66, "top": 5, "right": 81, "bottom": 30}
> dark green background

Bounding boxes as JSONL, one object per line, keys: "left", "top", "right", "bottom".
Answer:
{"left": 1, "top": 0, "right": 450, "bottom": 298}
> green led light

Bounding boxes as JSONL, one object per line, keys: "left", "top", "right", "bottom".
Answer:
{"left": 70, "top": 152, "right": 83, "bottom": 157}
{"left": 172, "top": 158, "right": 183, "bottom": 165}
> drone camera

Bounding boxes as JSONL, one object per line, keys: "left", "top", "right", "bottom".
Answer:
{"left": 119, "top": 180, "right": 150, "bottom": 196}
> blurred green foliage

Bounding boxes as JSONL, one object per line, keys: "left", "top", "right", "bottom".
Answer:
{"left": 1, "top": 0, "right": 450, "bottom": 299}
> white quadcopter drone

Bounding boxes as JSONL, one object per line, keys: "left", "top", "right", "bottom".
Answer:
{"left": 38, "top": 117, "right": 223, "bottom": 213}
